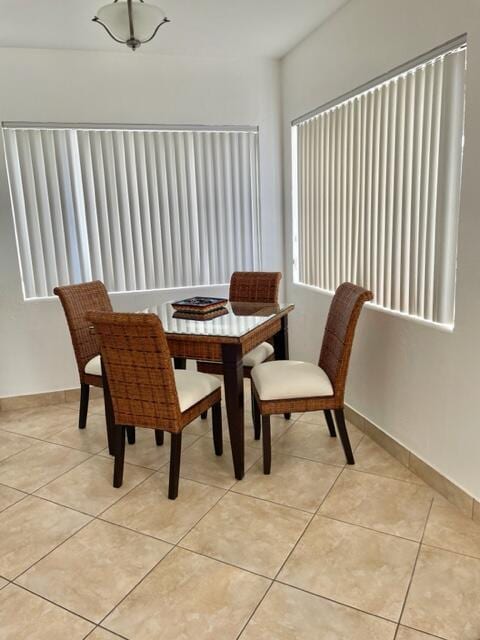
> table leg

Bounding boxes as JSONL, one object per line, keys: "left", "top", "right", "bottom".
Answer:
{"left": 273, "top": 315, "right": 289, "bottom": 360}
{"left": 273, "top": 316, "right": 291, "bottom": 419}
{"left": 222, "top": 343, "right": 244, "bottom": 480}
{"left": 174, "top": 357, "right": 187, "bottom": 369}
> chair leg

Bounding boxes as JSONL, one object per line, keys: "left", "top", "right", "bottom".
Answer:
{"left": 102, "top": 378, "right": 115, "bottom": 456}
{"left": 155, "top": 429, "right": 164, "bottom": 446}
{"left": 262, "top": 415, "right": 271, "bottom": 475}
{"left": 212, "top": 401, "right": 223, "bottom": 456}
{"left": 126, "top": 426, "right": 136, "bottom": 445}
{"left": 113, "top": 425, "right": 126, "bottom": 488}
{"left": 168, "top": 432, "right": 182, "bottom": 500}
{"left": 201, "top": 411, "right": 208, "bottom": 420}
{"left": 252, "top": 394, "right": 261, "bottom": 440}
{"left": 324, "top": 409, "right": 337, "bottom": 437}
{"left": 79, "top": 383, "right": 89, "bottom": 429}
{"left": 334, "top": 409, "right": 355, "bottom": 464}
{"left": 284, "top": 413, "right": 291, "bottom": 420}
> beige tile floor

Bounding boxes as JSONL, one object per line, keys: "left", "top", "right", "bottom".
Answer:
{"left": 0, "top": 383, "right": 480, "bottom": 639}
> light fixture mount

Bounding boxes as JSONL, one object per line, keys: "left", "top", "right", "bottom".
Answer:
{"left": 93, "top": 0, "right": 170, "bottom": 52}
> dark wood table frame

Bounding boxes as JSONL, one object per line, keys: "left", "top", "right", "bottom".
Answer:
{"left": 168, "top": 307, "right": 293, "bottom": 480}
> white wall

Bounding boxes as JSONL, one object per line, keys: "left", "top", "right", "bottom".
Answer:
{"left": 0, "top": 48, "right": 283, "bottom": 398}
{"left": 281, "top": 0, "right": 480, "bottom": 499}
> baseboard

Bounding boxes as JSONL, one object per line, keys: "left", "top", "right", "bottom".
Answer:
{"left": 344, "top": 404, "right": 480, "bottom": 521}
{"left": 0, "top": 386, "right": 104, "bottom": 412}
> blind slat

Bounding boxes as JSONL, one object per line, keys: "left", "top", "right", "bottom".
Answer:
{"left": 4, "top": 126, "right": 261, "bottom": 299}
{"left": 295, "top": 44, "right": 466, "bottom": 327}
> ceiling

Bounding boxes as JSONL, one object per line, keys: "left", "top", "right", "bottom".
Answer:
{"left": 0, "top": 0, "right": 348, "bottom": 58}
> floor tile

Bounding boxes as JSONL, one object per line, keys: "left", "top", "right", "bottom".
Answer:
{"left": 274, "top": 419, "right": 363, "bottom": 466}
{"left": 0, "top": 495, "right": 90, "bottom": 579}
{"left": 0, "top": 404, "right": 79, "bottom": 440}
{"left": 234, "top": 453, "right": 341, "bottom": 512}
{"left": 319, "top": 469, "right": 433, "bottom": 541}
{"left": 182, "top": 492, "right": 310, "bottom": 577}
{"left": 36, "top": 455, "right": 152, "bottom": 516}
{"left": 402, "top": 545, "right": 480, "bottom": 640}
{"left": 0, "top": 442, "right": 90, "bottom": 493}
{"left": 17, "top": 519, "right": 171, "bottom": 623}
{"left": 240, "top": 582, "right": 396, "bottom": 640}
{"left": 104, "top": 547, "right": 270, "bottom": 640}
{"left": 99, "top": 428, "right": 200, "bottom": 470}
{"left": 47, "top": 413, "right": 109, "bottom": 453}
{"left": 247, "top": 414, "right": 299, "bottom": 450}
{"left": 423, "top": 499, "right": 480, "bottom": 559}
{"left": 102, "top": 472, "right": 225, "bottom": 543}
{"left": 295, "top": 410, "right": 334, "bottom": 426}
{"left": 353, "top": 437, "right": 424, "bottom": 484}
{"left": 0, "top": 430, "right": 36, "bottom": 462}
{"left": 0, "top": 577, "right": 8, "bottom": 589}
{"left": 183, "top": 413, "right": 214, "bottom": 436}
{"left": 179, "top": 436, "right": 261, "bottom": 489}
{"left": 0, "top": 584, "right": 94, "bottom": 639}
{"left": 279, "top": 515, "right": 418, "bottom": 621}
{"left": 362, "top": 422, "right": 411, "bottom": 467}
{"left": 87, "top": 629, "right": 123, "bottom": 640}
{"left": 396, "top": 627, "right": 443, "bottom": 639}
{"left": 0, "top": 483, "right": 25, "bottom": 512}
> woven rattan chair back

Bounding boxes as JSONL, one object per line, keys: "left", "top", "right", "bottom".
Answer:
{"left": 54, "top": 281, "right": 112, "bottom": 380}
{"left": 86, "top": 312, "right": 182, "bottom": 431}
{"left": 318, "top": 282, "right": 373, "bottom": 402}
{"left": 229, "top": 272, "right": 281, "bottom": 304}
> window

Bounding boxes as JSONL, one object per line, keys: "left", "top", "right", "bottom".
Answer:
{"left": 292, "top": 37, "right": 466, "bottom": 327}
{"left": 3, "top": 124, "right": 261, "bottom": 299}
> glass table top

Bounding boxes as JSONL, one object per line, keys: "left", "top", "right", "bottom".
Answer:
{"left": 144, "top": 301, "right": 292, "bottom": 338}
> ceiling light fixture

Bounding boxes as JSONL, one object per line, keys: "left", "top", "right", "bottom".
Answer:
{"left": 93, "top": 0, "right": 170, "bottom": 51}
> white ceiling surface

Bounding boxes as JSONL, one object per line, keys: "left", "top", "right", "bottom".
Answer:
{"left": 0, "top": 0, "right": 348, "bottom": 58}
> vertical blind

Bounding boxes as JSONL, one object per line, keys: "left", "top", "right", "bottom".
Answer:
{"left": 3, "top": 125, "right": 261, "bottom": 299}
{"left": 293, "top": 40, "right": 466, "bottom": 326}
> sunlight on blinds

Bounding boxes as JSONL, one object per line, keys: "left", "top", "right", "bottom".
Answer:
{"left": 3, "top": 125, "right": 261, "bottom": 299}
{"left": 293, "top": 41, "right": 466, "bottom": 327}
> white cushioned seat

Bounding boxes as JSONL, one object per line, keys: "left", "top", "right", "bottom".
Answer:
{"left": 174, "top": 370, "right": 221, "bottom": 412}
{"left": 251, "top": 360, "right": 334, "bottom": 401}
{"left": 84, "top": 355, "right": 101, "bottom": 376}
{"left": 243, "top": 341, "right": 274, "bottom": 368}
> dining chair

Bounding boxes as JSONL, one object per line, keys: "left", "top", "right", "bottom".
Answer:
{"left": 54, "top": 280, "right": 154, "bottom": 449}
{"left": 251, "top": 282, "right": 373, "bottom": 474}
{"left": 87, "top": 311, "right": 223, "bottom": 499}
{"left": 54, "top": 281, "right": 112, "bottom": 430}
{"left": 197, "top": 271, "right": 283, "bottom": 432}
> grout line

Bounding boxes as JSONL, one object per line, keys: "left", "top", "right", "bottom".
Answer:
{"left": 272, "top": 580, "right": 401, "bottom": 626}
{"left": 9, "top": 582, "right": 101, "bottom": 628}
{"left": 1, "top": 406, "right": 475, "bottom": 638}
{"left": 342, "top": 464, "right": 427, "bottom": 487}
{"left": 0, "top": 440, "right": 39, "bottom": 465}
{"left": 228, "top": 487, "right": 320, "bottom": 515}
{"left": 235, "top": 581, "right": 275, "bottom": 639}
{"left": 393, "top": 498, "right": 435, "bottom": 639}
{"left": 269, "top": 460, "right": 347, "bottom": 584}
{"left": 420, "top": 541, "right": 480, "bottom": 564}
{"left": 396, "top": 624, "right": 449, "bottom": 640}
{"left": 315, "top": 512, "right": 426, "bottom": 544}
{"left": 96, "top": 464, "right": 235, "bottom": 630}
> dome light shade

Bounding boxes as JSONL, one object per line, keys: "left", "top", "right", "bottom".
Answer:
{"left": 93, "top": 0, "right": 170, "bottom": 51}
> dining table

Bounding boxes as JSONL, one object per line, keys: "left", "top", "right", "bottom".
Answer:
{"left": 138, "top": 300, "right": 295, "bottom": 480}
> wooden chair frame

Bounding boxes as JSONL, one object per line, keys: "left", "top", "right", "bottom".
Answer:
{"left": 87, "top": 311, "right": 222, "bottom": 499}
{"left": 251, "top": 283, "right": 373, "bottom": 473}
